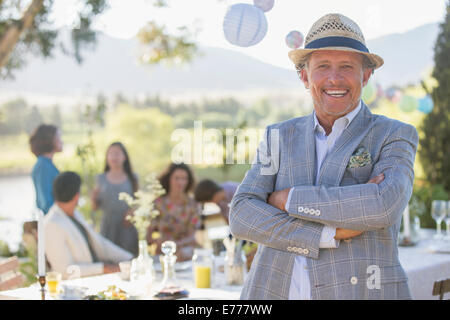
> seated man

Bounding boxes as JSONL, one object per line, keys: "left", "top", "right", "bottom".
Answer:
{"left": 44, "top": 171, "right": 133, "bottom": 280}
{"left": 194, "top": 179, "right": 239, "bottom": 224}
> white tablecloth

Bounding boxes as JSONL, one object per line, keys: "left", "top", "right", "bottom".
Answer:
{"left": 1, "top": 229, "right": 449, "bottom": 300}
{"left": 398, "top": 229, "right": 450, "bottom": 300}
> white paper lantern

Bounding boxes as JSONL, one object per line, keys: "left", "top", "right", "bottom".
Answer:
{"left": 223, "top": 3, "right": 268, "bottom": 47}
{"left": 253, "top": 0, "right": 274, "bottom": 12}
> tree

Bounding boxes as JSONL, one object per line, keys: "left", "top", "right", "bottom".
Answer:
{"left": 419, "top": 1, "right": 450, "bottom": 192}
{"left": 0, "top": 0, "right": 202, "bottom": 78}
{"left": 0, "top": 0, "right": 108, "bottom": 78}
{"left": 50, "top": 105, "right": 62, "bottom": 128}
{"left": 24, "top": 105, "right": 43, "bottom": 134}
{"left": 0, "top": 98, "right": 28, "bottom": 134}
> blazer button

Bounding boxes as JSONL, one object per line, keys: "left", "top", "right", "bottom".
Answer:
{"left": 287, "top": 246, "right": 292, "bottom": 251}
{"left": 298, "top": 207, "right": 304, "bottom": 213}
{"left": 350, "top": 276, "right": 358, "bottom": 285}
{"left": 303, "top": 249, "right": 309, "bottom": 255}
{"left": 316, "top": 210, "right": 321, "bottom": 216}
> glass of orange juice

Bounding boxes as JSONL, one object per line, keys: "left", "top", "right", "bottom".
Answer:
{"left": 46, "top": 271, "right": 62, "bottom": 296}
{"left": 192, "top": 249, "right": 214, "bottom": 288}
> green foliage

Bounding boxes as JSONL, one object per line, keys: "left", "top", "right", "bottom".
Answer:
{"left": 0, "top": 239, "right": 12, "bottom": 256}
{"left": 419, "top": 2, "right": 450, "bottom": 192}
{"left": 104, "top": 104, "right": 175, "bottom": 175}
{"left": 0, "top": 0, "right": 108, "bottom": 78}
{"left": 137, "top": 21, "right": 198, "bottom": 66}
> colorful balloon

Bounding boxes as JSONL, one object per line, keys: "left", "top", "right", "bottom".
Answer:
{"left": 399, "top": 95, "right": 419, "bottom": 113}
{"left": 376, "top": 83, "right": 384, "bottom": 99}
{"left": 253, "top": 0, "right": 274, "bottom": 12}
{"left": 385, "top": 88, "right": 402, "bottom": 103}
{"left": 418, "top": 95, "right": 434, "bottom": 114}
{"left": 362, "top": 80, "right": 377, "bottom": 105}
{"left": 285, "top": 30, "right": 304, "bottom": 49}
{"left": 223, "top": 4, "right": 268, "bottom": 47}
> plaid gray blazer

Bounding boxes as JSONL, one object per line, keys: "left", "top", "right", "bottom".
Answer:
{"left": 229, "top": 102, "right": 418, "bottom": 300}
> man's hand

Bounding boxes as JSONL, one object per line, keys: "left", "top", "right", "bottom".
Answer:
{"left": 267, "top": 188, "right": 291, "bottom": 211}
{"left": 334, "top": 173, "right": 385, "bottom": 240}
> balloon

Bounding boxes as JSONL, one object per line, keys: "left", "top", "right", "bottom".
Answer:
{"left": 285, "top": 30, "right": 304, "bottom": 49}
{"left": 253, "top": 0, "right": 274, "bottom": 12}
{"left": 418, "top": 95, "right": 434, "bottom": 114}
{"left": 399, "top": 95, "right": 419, "bottom": 113}
{"left": 385, "top": 88, "right": 402, "bottom": 103}
{"left": 376, "top": 83, "right": 384, "bottom": 99}
{"left": 223, "top": 4, "right": 268, "bottom": 47}
{"left": 362, "top": 81, "right": 377, "bottom": 105}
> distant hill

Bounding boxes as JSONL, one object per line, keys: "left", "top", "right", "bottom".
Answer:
{"left": 0, "top": 22, "right": 439, "bottom": 100}
{"left": 368, "top": 22, "right": 439, "bottom": 87}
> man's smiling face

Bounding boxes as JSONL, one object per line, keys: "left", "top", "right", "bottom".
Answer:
{"left": 300, "top": 50, "right": 372, "bottom": 119}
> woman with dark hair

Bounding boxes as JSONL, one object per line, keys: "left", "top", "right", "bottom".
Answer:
{"left": 91, "top": 142, "right": 139, "bottom": 257}
{"left": 29, "top": 124, "right": 63, "bottom": 215}
{"left": 147, "top": 162, "right": 202, "bottom": 262}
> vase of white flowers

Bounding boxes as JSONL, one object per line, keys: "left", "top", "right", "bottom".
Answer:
{"left": 119, "top": 173, "right": 165, "bottom": 297}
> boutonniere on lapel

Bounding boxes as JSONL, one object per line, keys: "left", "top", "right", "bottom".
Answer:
{"left": 348, "top": 147, "right": 372, "bottom": 168}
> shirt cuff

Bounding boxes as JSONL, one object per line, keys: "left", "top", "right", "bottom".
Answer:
{"left": 286, "top": 188, "right": 294, "bottom": 212}
{"left": 319, "top": 226, "right": 339, "bottom": 248}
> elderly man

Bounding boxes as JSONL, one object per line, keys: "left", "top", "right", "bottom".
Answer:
{"left": 229, "top": 13, "right": 418, "bottom": 300}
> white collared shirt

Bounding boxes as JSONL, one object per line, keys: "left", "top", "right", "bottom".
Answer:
{"left": 287, "top": 101, "right": 362, "bottom": 300}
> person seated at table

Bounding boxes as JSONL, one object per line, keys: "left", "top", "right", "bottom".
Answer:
{"left": 147, "top": 162, "right": 202, "bottom": 262}
{"left": 194, "top": 179, "right": 258, "bottom": 270}
{"left": 194, "top": 179, "right": 239, "bottom": 225}
{"left": 44, "top": 171, "right": 133, "bottom": 280}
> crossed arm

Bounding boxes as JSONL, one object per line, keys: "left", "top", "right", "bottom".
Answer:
{"left": 229, "top": 123, "right": 418, "bottom": 258}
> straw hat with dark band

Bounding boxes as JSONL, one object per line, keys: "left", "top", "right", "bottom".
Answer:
{"left": 288, "top": 13, "right": 384, "bottom": 70}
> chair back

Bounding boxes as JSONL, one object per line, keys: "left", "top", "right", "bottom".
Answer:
{"left": 0, "top": 256, "right": 25, "bottom": 291}
{"left": 432, "top": 278, "right": 450, "bottom": 300}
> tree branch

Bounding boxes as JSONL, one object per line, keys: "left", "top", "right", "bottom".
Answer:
{"left": 0, "top": 0, "right": 44, "bottom": 68}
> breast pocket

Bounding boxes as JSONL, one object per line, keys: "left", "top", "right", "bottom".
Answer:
{"left": 346, "top": 163, "right": 373, "bottom": 184}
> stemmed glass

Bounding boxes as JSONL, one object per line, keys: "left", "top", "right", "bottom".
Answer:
{"left": 444, "top": 201, "right": 450, "bottom": 241}
{"left": 431, "top": 200, "right": 447, "bottom": 240}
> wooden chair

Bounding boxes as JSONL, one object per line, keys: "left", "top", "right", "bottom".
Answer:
{"left": 0, "top": 256, "right": 25, "bottom": 291}
{"left": 432, "top": 278, "right": 450, "bottom": 300}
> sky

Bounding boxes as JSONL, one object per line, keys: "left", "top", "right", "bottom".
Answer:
{"left": 51, "top": 0, "right": 447, "bottom": 70}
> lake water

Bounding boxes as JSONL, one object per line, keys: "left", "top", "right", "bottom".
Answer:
{"left": 0, "top": 174, "right": 37, "bottom": 252}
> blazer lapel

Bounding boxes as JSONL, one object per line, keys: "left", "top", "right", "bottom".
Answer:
{"left": 317, "top": 103, "right": 374, "bottom": 187}
{"left": 291, "top": 114, "right": 316, "bottom": 186}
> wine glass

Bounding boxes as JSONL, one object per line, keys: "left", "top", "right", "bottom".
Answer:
{"left": 444, "top": 201, "right": 450, "bottom": 241}
{"left": 431, "top": 200, "right": 446, "bottom": 240}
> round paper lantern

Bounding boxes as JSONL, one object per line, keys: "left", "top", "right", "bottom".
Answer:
{"left": 362, "top": 81, "right": 377, "bottom": 105}
{"left": 285, "top": 30, "right": 304, "bottom": 49}
{"left": 399, "top": 95, "right": 419, "bottom": 113}
{"left": 223, "top": 3, "right": 268, "bottom": 47}
{"left": 418, "top": 95, "right": 434, "bottom": 114}
{"left": 253, "top": 0, "right": 274, "bottom": 12}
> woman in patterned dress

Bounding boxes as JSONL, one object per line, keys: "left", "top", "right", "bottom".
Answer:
{"left": 147, "top": 163, "right": 202, "bottom": 262}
